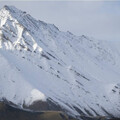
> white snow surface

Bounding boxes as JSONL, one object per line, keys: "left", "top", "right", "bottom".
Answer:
{"left": 0, "top": 5, "right": 120, "bottom": 117}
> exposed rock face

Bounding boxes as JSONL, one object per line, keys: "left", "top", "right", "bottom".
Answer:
{"left": 0, "top": 101, "right": 73, "bottom": 120}
{"left": 0, "top": 5, "right": 120, "bottom": 118}
{"left": 23, "top": 99, "right": 65, "bottom": 112}
{"left": 0, "top": 101, "right": 119, "bottom": 120}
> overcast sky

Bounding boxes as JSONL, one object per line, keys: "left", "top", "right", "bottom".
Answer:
{"left": 0, "top": 1, "right": 120, "bottom": 41}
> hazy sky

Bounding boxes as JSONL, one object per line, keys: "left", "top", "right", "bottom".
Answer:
{"left": 0, "top": 1, "right": 120, "bottom": 41}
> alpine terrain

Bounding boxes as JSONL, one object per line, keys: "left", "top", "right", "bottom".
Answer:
{"left": 0, "top": 5, "right": 120, "bottom": 119}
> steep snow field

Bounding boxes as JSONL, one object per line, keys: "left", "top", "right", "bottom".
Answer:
{"left": 0, "top": 5, "right": 120, "bottom": 118}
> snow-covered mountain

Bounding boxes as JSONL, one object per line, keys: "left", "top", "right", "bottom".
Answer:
{"left": 0, "top": 5, "right": 120, "bottom": 118}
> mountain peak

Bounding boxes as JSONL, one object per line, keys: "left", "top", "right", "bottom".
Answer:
{"left": 0, "top": 5, "right": 24, "bottom": 24}
{"left": 3, "top": 5, "right": 22, "bottom": 14}
{"left": 4, "top": 5, "right": 15, "bottom": 10}
{"left": 0, "top": 5, "right": 26, "bottom": 21}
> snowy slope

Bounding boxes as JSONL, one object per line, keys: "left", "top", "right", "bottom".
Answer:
{"left": 0, "top": 5, "right": 120, "bottom": 118}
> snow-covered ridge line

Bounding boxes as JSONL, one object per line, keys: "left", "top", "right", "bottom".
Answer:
{"left": 0, "top": 5, "right": 120, "bottom": 118}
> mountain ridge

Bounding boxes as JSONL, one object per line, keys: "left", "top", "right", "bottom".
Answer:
{"left": 0, "top": 5, "right": 120, "bottom": 119}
